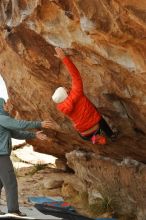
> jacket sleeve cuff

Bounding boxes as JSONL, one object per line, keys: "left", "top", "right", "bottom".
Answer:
{"left": 31, "top": 132, "right": 36, "bottom": 138}
{"left": 35, "top": 121, "right": 42, "bottom": 128}
{"left": 62, "top": 56, "right": 69, "bottom": 65}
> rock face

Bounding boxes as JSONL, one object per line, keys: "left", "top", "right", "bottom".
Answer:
{"left": 66, "top": 150, "right": 146, "bottom": 219}
{"left": 0, "top": 0, "right": 146, "bottom": 161}
{"left": 0, "top": 1, "right": 146, "bottom": 218}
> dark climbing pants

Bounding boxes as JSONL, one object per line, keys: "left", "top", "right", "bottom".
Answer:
{"left": 99, "top": 117, "right": 114, "bottom": 138}
{"left": 80, "top": 117, "right": 114, "bottom": 140}
{"left": 0, "top": 155, "right": 19, "bottom": 212}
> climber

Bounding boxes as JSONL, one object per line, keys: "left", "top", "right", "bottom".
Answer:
{"left": 52, "top": 47, "right": 118, "bottom": 145}
{"left": 0, "top": 98, "right": 51, "bottom": 217}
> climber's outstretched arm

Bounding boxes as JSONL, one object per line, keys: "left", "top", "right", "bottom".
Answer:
{"left": 55, "top": 47, "right": 83, "bottom": 96}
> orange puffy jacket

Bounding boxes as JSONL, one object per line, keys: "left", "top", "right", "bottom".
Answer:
{"left": 57, "top": 56, "right": 101, "bottom": 133}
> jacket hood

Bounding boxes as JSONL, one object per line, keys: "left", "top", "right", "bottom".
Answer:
{"left": 0, "top": 98, "right": 9, "bottom": 116}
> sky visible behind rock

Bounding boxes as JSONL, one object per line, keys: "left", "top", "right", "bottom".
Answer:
{"left": 0, "top": 75, "right": 8, "bottom": 100}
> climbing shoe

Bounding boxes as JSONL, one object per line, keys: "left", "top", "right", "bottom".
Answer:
{"left": 8, "top": 210, "right": 27, "bottom": 217}
{"left": 91, "top": 134, "right": 107, "bottom": 145}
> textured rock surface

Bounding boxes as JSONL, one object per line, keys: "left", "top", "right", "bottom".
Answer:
{"left": 0, "top": 0, "right": 146, "bottom": 161}
{"left": 0, "top": 1, "right": 146, "bottom": 218}
{"left": 66, "top": 150, "right": 146, "bottom": 219}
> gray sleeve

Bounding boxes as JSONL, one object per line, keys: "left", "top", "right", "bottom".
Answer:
{"left": 11, "top": 130, "right": 36, "bottom": 140}
{"left": 0, "top": 115, "right": 41, "bottom": 130}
